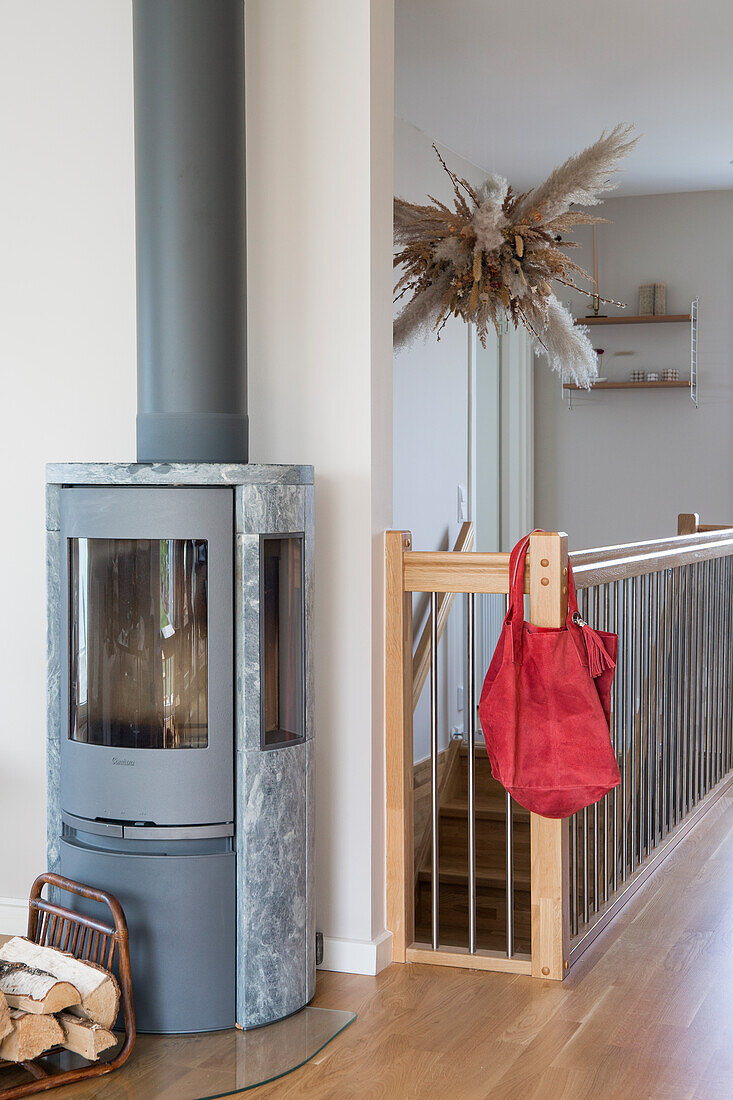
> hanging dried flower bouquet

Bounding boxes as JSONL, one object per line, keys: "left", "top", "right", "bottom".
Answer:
{"left": 393, "top": 125, "right": 637, "bottom": 388}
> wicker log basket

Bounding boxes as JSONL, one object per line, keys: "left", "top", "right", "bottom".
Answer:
{"left": 0, "top": 873, "right": 135, "bottom": 1098}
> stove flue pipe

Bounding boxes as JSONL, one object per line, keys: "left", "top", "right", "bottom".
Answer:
{"left": 133, "top": 0, "right": 248, "bottom": 463}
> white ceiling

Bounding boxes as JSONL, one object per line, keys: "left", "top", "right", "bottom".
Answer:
{"left": 395, "top": 0, "right": 733, "bottom": 196}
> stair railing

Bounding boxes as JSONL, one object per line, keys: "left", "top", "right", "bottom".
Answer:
{"left": 386, "top": 521, "right": 733, "bottom": 980}
{"left": 566, "top": 523, "right": 733, "bottom": 966}
{"left": 386, "top": 529, "right": 570, "bottom": 978}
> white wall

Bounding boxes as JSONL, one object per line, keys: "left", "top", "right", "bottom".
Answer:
{"left": 392, "top": 119, "right": 486, "bottom": 761}
{"left": 534, "top": 190, "right": 733, "bottom": 550}
{"left": 0, "top": 0, "right": 136, "bottom": 924}
{"left": 0, "top": 0, "right": 396, "bottom": 974}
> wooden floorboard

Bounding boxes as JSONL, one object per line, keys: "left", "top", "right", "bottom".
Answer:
{"left": 4, "top": 791, "right": 731, "bottom": 1098}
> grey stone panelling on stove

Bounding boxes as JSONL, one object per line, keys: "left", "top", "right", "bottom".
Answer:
{"left": 47, "top": 462, "right": 313, "bottom": 488}
{"left": 304, "top": 485, "right": 315, "bottom": 746}
{"left": 236, "top": 741, "right": 308, "bottom": 1029}
{"left": 305, "top": 738, "right": 316, "bottom": 1001}
{"left": 235, "top": 533, "right": 262, "bottom": 754}
{"left": 235, "top": 483, "right": 305, "bottom": 535}
{"left": 46, "top": 484, "right": 61, "bottom": 533}
{"left": 46, "top": 526, "right": 62, "bottom": 874}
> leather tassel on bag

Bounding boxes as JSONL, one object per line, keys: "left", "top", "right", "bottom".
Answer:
{"left": 573, "top": 613, "right": 616, "bottom": 678}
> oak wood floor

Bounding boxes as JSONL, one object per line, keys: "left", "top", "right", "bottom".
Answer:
{"left": 253, "top": 792, "right": 733, "bottom": 1099}
{"left": 3, "top": 791, "right": 732, "bottom": 1099}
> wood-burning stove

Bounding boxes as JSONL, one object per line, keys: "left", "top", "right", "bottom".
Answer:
{"left": 48, "top": 467, "right": 315, "bottom": 1034}
{"left": 45, "top": 0, "right": 315, "bottom": 1035}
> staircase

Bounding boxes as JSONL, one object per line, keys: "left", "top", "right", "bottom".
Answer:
{"left": 414, "top": 742, "right": 531, "bottom": 953}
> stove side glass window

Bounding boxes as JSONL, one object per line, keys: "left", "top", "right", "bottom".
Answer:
{"left": 261, "top": 536, "right": 305, "bottom": 749}
{"left": 69, "top": 538, "right": 209, "bottom": 749}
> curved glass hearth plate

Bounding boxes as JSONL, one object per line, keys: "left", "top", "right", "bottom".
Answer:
{"left": 195, "top": 1009, "right": 357, "bottom": 1097}
{"left": 0, "top": 1008, "right": 356, "bottom": 1098}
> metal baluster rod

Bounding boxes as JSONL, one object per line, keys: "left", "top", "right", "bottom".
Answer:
{"left": 721, "top": 558, "right": 727, "bottom": 777}
{"left": 466, "top": 594, "right": 477, "bottom": 955}
{"left": 719, "top": 556, "right": 725, "bottom": 782}
{"left": 643, "top": 573, "right": 653, "bottom": 861}
{"left": 672, "top": 567, "right": 681, "bottom": 829}
{"left": 712, "top": 558, "right": 718, "bottom": 789}
{"left": 686, "top": 572, "right": 691, "bottom": 814}
{"left": 603, "top": 583, "right": 610, "bottom": 905}
{"left": 702, "top": 559, "right": 709, "bottom": 800}
{"left": 686, "top": 567, "right": 691, "bottom": 809}
{"left": 721, "top": 558, "right": 726, "bottom": 774}
{"left": 583, "top": 804, "right": 589, "bottom": 927}
{"left": 653, "top": 569, "right": 662, "bottom": 849}
{"left": 571, "top": 813, "right": 578, "bottom": 938}
{"left": 593, "top": 586, "right": 600, "bottom": 911}
{"left": 631, "top": 576, "right": 639, "bottom": 872}
{"left": 677, "top": 567, "right": 682, "bottom": 818}
{"left": 698, "top": 559, "right": 705, "bottom": 802}
{"left": 715, "top": 557, "right": 722, "bottom": 786}
{"left": 623, "top": 577, "right": 632, "bottom": 881}
{"left": 430, "top": 592, "right": 439, "bottom": 951}
{"left": 505, "top": 790, "right": 514, "bottom": 958}
{"left": 612, "top": 580, "right": 620, "bottom": 895}
{"left": 710, "top": 558, "right": 718, "bottom": 789}
{"left": 661, "top": 569, "right": 667, "bottom": 842}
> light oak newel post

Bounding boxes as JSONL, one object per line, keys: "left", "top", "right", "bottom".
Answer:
{"left": 528, "top": 532, "right": 571, "bottom": 979}
{"left": 385, "top": 531, "right": 414, "bottom": 962}
{"left": 677, "top": 513, "right": 700, "bottom": 536}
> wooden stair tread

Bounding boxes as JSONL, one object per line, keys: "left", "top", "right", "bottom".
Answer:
{"left": 417, "top": 863, "right": 530, "bottom": 890}
{"left": 439, "top": 799, "right": 529, "bottom": 823}
{"left": 459, "top": 742, "right": 491, "bottom": 757}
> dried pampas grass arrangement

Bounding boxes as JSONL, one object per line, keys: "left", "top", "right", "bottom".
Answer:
{"left": 394, "top": 125, "right": 637, "bottom": 387}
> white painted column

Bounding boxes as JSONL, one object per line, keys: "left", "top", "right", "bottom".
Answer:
{"left": 245, "top": 0, "right": 395, "bottom": 974}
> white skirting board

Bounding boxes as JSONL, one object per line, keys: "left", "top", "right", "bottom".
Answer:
{"left": 2, "top": 897, "right": 394, "bottom": 978}
{"left": 0, "top": 897, "right": 28, "bottom": 937}
{"left": 318, "top": 930, "right": 393, "bottom": 976}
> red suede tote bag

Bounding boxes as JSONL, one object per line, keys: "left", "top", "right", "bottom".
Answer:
{"left": 478, "top": 533, "right": 620, "bottom": 818}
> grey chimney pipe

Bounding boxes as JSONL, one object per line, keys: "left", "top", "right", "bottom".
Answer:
{"left": 133, "top": 0, "right": 248, "bottom": 463}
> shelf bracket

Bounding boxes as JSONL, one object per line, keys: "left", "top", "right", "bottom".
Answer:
{"left": 690, "top": 298, "right": 699, "bottom": 407}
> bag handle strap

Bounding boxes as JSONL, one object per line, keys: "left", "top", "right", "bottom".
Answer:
{"left": 506, "top": 531, "right": 584, "bottom": 663}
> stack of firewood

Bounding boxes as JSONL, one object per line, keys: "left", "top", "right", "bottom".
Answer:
{"left": 0, "top": 937, "right": 119, "bottom": 1063}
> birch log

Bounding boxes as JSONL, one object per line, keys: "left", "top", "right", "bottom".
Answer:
{"left": 56, "top": 1012, "right": 117, "bottom": 1061}
{"left": 0, "top": 961, "right": 80, "bottom": 1015}
{"left": 0, "top": 991, "right": 11, "bottom": 1042}
{"left": 0, "top": 1009, "right": 64, "bottom": 1062}
{"left": 0, "top": 939, "right": 119, "bottom": 1028}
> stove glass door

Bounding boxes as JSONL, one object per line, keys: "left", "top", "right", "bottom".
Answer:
{"left": 69, "top": 537, "right": 208, "bottom": 749}
{"left": 261, "top": 535, "right": 305, "bottom": 748}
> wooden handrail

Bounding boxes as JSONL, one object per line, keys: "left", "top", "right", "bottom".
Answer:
{"left": 404, "top": 551, "right": 517, "bottom": 594}
{"left": 571, "top": 527, "right": 733, "bottom": 566}
{"left": 412, "top": 522, "right": 474, "bottom": 712}
{"left": 571, "top": 532, "right": 733, "bottom": 589}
